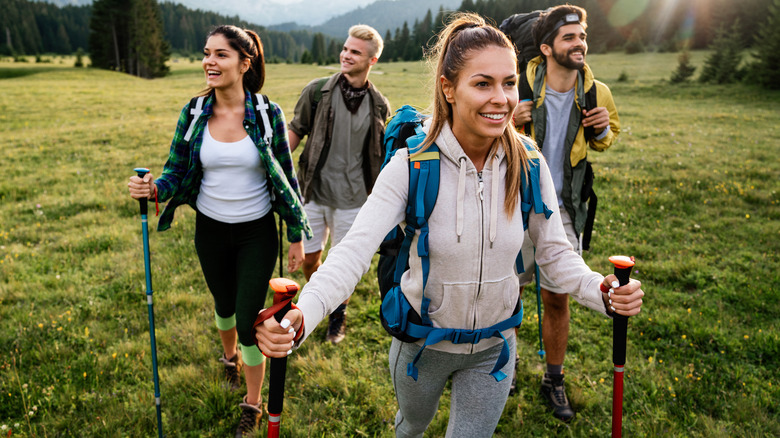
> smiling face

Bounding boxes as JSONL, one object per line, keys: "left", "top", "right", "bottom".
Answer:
{"left": 340, "top": 36, "right": 376, "bottom": 77}
{"left": 442, "top": 45, "right": 518, "bottom": 150}
{"left": 545, "top": 23, "right": 587, "bottom": 70}
{"left": 202, "top": 33, "right": 250, "bottom": 91}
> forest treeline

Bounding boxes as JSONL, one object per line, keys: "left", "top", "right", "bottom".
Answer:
{"left": 0, "top": 0, "right": 315, "bottom": 62}
{"left": 0, "top": 0, "right": 775, "bottom": 63}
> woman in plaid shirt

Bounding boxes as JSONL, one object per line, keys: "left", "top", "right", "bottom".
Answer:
{"left": 128, "top": 25, "right": 311, "bottom": 436}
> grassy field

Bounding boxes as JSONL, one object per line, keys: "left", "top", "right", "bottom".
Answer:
{"left": 1, "top": 51, "right": 778, "bottom": 437}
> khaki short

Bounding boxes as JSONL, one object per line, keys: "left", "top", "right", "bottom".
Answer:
{"left": 302, "top": 200, "right": 362, "bottom": 254}
{"left": 517, "top": 209, "right": 581, "bottom": 294}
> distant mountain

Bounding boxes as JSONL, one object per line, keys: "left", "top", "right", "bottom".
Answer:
{"left": 270, "top": 0, "right": 462, "bottom": 39}
{"left": 170, "top": 0, "right": 381, "bottom": 26}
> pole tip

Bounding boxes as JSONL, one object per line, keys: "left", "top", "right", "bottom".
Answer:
{"left": 609, "top": 255, "right": 635, "bottom": 269}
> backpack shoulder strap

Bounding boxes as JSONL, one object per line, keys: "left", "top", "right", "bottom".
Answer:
{"left": 518, "top": 71, "right": 534, "bottom": 136}
{"left": 309, "top": 77, "right": 329, "bottom": 128}
{"left": 313, "top": 77, "right": 328, "bottom": 104}
{"left": 253, "top": 93, "right": 273, "bottom": 145}
{"left": 183, "top": 95, "right": 206, "bottom": 142}
{"left": 516, "top": 139, "right": 554, "bottom": 274}
{"left": 582, "top": 84, "right": 598, "bottom": 141}
{"left": 392, "top": 133, "right": 439, "bottom": 325}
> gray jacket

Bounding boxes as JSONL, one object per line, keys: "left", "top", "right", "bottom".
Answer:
{"left": 296, "top": 122, "right": 607, "bottom": 355}
{"left": 288, "top": 73, "right": 391, "bottom": 202}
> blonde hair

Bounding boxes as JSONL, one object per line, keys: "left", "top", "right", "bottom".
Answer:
{"left": 423, "top": 12, "right": 534, "bottom": 220}
{"left": 348, "top": 24, "right": 384, "bottom": 59}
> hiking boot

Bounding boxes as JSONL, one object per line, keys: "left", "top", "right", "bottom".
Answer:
{"left": 325, "top": 305, "right": 346, "bottom": 344}
{"left": 219, "top": 350, "right": 242, "bottom": 391}
{"left": 235, "top": 396, "right": 263, "bottom": 438}
{"left": 540, "top": 373, "right": 576, "bottom": 422}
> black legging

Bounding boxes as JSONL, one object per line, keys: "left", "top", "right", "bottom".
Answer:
{"left": 194, "top": 211, "right": 278, "bottom": 347}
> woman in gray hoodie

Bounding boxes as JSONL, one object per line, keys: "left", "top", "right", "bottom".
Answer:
{"left": 255, "top": 13, "right": 644, "bottom": 438}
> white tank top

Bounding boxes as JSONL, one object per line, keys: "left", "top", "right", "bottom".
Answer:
{"left": 196, "top": 123, "right": 272, "bottom": 223}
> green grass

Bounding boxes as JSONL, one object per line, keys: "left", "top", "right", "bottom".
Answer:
{"left": 1, "top": 52, "right": 779, "bottom": 437}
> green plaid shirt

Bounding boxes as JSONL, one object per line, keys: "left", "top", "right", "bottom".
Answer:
{"left": 155, "top": 91, "right": 312, "bottom": 242}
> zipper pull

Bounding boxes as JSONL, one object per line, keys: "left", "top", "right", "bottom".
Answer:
{"left": 477, "top": 171, "right": 484, "bottom": 201}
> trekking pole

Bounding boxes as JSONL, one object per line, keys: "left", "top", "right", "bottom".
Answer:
{"left": 534, "top": 261, "right": 545, "bottom": 359}
{"left": 133, "top": 167, "right": 164, "bottom": 438}
{"left": 254, "top": 278, "right": 300, "bottom": 438}
{"left": 609, "top": 255, "right": 635, "bottom": 438}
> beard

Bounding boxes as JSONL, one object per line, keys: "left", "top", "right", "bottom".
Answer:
{"left": 552, "top": 46, "right": 586, "bottom": 70}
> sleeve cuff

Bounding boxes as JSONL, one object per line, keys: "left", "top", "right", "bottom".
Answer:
{"left": 595, "top": 125, "right": 610, "bottom": 141}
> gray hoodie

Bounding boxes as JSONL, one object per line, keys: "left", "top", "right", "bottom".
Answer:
{"left": 296, "top": 122, "right": 607, "bottom": 355}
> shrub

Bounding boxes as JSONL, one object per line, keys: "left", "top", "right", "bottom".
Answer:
{"left": 75, "top": 48, "right": 85, "bottom": 68}
{"left": 625, "top": 28, "right": 645, "bottom": 54}
{"left": 670, "top": 47, "right": 696, "bottom": 83}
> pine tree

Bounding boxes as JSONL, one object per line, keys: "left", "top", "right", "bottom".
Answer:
{"left": 311, "top": 33, "right": 326, "bottom": 65}
{"left": 399, "top": 22, "right": 411, "bottom": 61}
{"left": 670, "top": 45, "right": 696, "bottom": 83}
{"left": 746, "top": 0, "right": 780, "bottom": 89}
{"left": 327, "top": 39, "right": 339, "bottom": 64}
{"left": 699, "top": 20, "right": 743, "bottom": 84}
{"left": 130, "top": 0, "right": 169, "bottom": 78}
{"left": 89, "top": 0, "right": 131, "bottom": 71}
{"left": 383, "top": 29, "right": 394, "bottom": 61}
{"left": 89, "top": 0, "right": 169, "bottom": 78}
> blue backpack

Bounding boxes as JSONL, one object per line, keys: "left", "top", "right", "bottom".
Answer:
{"left": 376, "top": 105, "right": 553, "bottom": 382}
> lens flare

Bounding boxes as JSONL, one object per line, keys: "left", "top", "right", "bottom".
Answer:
{"left": 608, "top": 0, "right": 651, "bottom": 27}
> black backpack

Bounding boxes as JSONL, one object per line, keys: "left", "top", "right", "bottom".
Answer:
{"left": 499, "top": 9, "right": 549, "bottom": 76}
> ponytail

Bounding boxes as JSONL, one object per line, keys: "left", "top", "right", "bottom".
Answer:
{"left": 242, "top": 29, "right": 265, "bottom": 93}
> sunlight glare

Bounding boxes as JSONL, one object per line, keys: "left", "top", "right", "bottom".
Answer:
{"left": 608, "top": 0, "right": 651, "bottom": 27}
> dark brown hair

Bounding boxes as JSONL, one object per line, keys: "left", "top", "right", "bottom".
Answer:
{"left": 533, "top": 5, "right": 588, "bottom": 49}
{"left": 206, "top": 25, "right": 265, "bottom": 93}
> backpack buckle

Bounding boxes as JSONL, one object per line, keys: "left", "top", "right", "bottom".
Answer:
{"left": 450, "top": 330, "right": 481, "bottom": 344}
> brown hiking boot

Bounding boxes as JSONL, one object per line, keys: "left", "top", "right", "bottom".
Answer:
{"left": 219, "top": 350, "right": 242, "bottom": 391}
{"left": 325, "top": 305, "right": 346, "bottom": 344}
{"left": 235, "top": 396, "right": 263, "bottom": 438}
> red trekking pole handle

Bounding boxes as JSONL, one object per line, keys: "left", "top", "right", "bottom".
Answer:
{"left": 257, "top": 278, "right": 300, "bottom": 438}
{"left": 610, "top": 255, "right": 634, "bottom": 438}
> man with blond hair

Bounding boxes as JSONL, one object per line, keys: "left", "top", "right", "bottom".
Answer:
{"left": 288, "top": 24, "right": 390, "bottom": 344}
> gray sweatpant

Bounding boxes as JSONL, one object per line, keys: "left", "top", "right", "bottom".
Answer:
{"left": 389, "top": 337, "right": 516, "bottom": 438}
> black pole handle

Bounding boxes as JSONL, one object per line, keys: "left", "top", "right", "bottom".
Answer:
{"left": 610, "top": 256, "right": 634, "bottom": 367}
{"left": 134, "top": 167, "right": 150, "bottom": 216}
{"left": 268, "top": 300, "right": 292, "bottom": 416}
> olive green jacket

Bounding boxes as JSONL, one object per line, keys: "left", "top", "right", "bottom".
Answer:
{"left": 288, "top": 73, "right": 391, "bottom": 202}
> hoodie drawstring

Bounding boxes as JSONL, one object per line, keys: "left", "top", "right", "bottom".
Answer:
{"left": 489, "top": 154, "right": 499, "bottom": 248}
{"left": 456, "top": 156, "right": 467, "bottom": 242}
